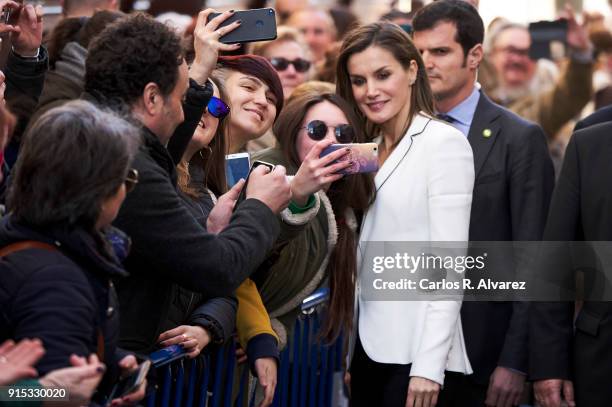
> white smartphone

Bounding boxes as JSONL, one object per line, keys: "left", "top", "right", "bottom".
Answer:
{"left": 225, "top": 152, "right": 251, "bottom": 188}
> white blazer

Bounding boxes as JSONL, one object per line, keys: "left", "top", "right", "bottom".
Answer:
{"left": 357, "top": 113, "right": 475, "bottom": 385}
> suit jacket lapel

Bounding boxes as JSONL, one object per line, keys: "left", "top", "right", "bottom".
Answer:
{"left": 468, "top": 92, "right": 501, "bottom": 178}
{"left": 375, "top": 113, "right": 432, "bottom": 190}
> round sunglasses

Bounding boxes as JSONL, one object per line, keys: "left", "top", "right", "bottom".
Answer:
{"left": 301, "top": 120, "right": 354, "bottom": 144}
{"left": 206, "top": 96, "right": 230, "bottom": 119}
{"left": 269, "top": 57, "right": 311, "bottom": 73}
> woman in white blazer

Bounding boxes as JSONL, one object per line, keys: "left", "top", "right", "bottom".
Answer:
{"left": 336, "top": 22, "right": 475, "bottom": 407}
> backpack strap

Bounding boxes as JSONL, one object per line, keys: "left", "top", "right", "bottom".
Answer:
{"left": 0, "top": 240, "right": 58, "bottom": 257}
{"left": 0, "top": 240, "right": 106, "bottom": 361}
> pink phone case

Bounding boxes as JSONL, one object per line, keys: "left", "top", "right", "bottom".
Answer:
{"left": 320, "top": 143, "right": 379, "bottom": 175}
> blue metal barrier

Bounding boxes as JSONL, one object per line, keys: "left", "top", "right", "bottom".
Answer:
{"left": 145, "top": 288, "right": 343, "bottom": 407}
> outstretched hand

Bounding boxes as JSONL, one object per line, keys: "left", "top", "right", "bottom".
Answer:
{"left": 0, "top": 2, "right": 44, "bottom": 57}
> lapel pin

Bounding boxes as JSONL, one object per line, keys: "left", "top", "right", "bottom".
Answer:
{"left": 483, "top": 128, "right": 492, "bottom": 138}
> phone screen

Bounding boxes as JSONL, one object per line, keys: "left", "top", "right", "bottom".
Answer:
{"left": 226, "top": 154, "right": 251, "bottom": 188}
{"left": 233, "top": 160, "right": 275, "bottom": 211}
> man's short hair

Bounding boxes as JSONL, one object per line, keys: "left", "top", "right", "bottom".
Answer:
{"left": 85, "top": 13, "right": 183, "bottom": 107}
{"left": 412, "top": 0, "right": 484, "bottom": 57}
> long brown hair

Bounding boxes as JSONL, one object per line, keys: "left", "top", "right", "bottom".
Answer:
{"left": 273, "top": 90, "right": 375, "bottom": 341}
{"left": 177, "top": 77, "right": 229, "bottom": 198}
{"left": 336, "top": 22, "right": 435, "bottom": 143}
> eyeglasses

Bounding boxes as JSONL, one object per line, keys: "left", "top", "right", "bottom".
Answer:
{"left": 300, "top": 120, "right": 354, "bottom": 144}
{"left": 495, "top": 46, "right": 531, "bottom": 58}
{"left": 124, "top": 168, "right": 139, "bottom": 193}
{"left": 205, "top": 96, "right": 230, "bottom": 119}
{"left": 269, "top": 57, "right": 312, "bottom": 73}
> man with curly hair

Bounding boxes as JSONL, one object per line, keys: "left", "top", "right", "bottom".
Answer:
{"left": 84, "top": 11, "right": 291, "bottom": 354}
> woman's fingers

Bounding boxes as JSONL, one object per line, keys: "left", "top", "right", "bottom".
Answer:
{"left": 0, "top": 339, "right": 15, "bottom": 355}
{"left": 159, "top": 336, "right": 186, "bottom": 347}
{"left": 217, "top": 42, "right": 242, "bottom": 52}
{"left": 322, "top": 173, "right": 345, "bottom": 185}
{"left": 214, "top": 20, "right": 241, "bottom": 38}
{"left": 322, "top": 159, "right": 352, "bottom": 176}
{"left": 203, "top": 9, "right": 235, "bottom": 32}
{"left": 158, "top": 326, "right": 186, "bottom": 342}
{"left": 195, "top": 8, "right": 217, "bottom": 31}
{"left": 317, "top": 145, "right": 350, "bottom": 167}
{"left": 180, "top": 339, "right": 199, "bottom": 349}
{"left": 305, "top": 139, "right": 335, "bottom": 161}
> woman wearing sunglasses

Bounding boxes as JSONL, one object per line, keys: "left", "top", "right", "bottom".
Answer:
{"left": 336, "top": 23, "right": 474, "bottom": 407}
{"left": 236, "top": 86, "right": 374, "bottom": 374}
{"left": 155, "top": 79, "right": 241, "bottom": 362}
{"left": 174, "top": 77, "right": 284, "bottom": 406}
{"left": 251, "top": 26, "right": 314, "bottom": 102}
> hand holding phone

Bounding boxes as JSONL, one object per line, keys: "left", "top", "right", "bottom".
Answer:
{"left": 234, "top": 160, "right": 275, "bottom": 209}
{"left": 3, "top": 1, "right": 43, "bottom": 58}
{"left": 319, "top": 143, "right": 379, "bottom": 175}
{"left": 206, "top": 8, "right": 277, "bottom": 44}
{"left": 235, "top": 161, "right": 291, "bottom": 214}
{"left": 226, "top": 152, "right": 250, "bottom": 188}
{"left": 528, "top": 19, "right": 568, "bottom": 60}
{"left": 291, "top": 139, "right": 352, "bottom": 205}
{"left": 190, "top": 9, "right": 242, "bottom": 84}
{"left": 107, "top": 360, "right": 150, "bottom": 405}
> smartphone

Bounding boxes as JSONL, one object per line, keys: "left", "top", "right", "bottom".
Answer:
{"left": 149, "top": 345, "right": 185, "bottom": 367}
{"left": 234, "top": 160, "right": 276, "bottom": 210}
{"left": 1, "top": 0, "right": 22, "bottom": 25}
{"left": 528, "top": 20, "right": 568, "bottom": 60}
{"left": 320, "top": 143, "right": 379, "bottom": 175}
{"left": 226, "top": 152, "right": 251, "bottom": 188}
{"left": 206, "top": 8, "right": 277, "bottom": 44}
{"left": 107, "top": 360, "right": 151, "bottom": 403}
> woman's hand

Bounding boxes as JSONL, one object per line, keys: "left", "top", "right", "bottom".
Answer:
{"left": 109, "top": 355, "right": 146, "bottom": 407}
{"left": 0, "top": 339, "right": 44, "bottom": 385}
{"left": 158, "top": 325, "right": 212, "bottom": 358}
{"left": 235, "top": 343, "right": 247, "bottom": 364}
{"left": 406, "top": 376, "right": 440, "bottom": 407}
{"left": 189, "top": 9, "right": 242, "bottom": 85}
{"left": 39, "top": 354, "right": 105, "bottom": 406}
{"left": 254, "top": 357, "right": 277, "bottom": 407}
{"left": 291, "top": 140, "right": 352, "bottom": 206}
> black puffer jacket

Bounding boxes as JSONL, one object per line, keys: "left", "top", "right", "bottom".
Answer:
{"left": 0, "top": 216, "right": 130, "bottom": 395}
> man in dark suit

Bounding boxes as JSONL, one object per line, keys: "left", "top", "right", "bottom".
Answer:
{"left": 530, "top": 119, "right": 612, "bottom": 407}
{"left": 413, "top": 2, "right": 555, "bottom": 405}
{"left": 574, "top": 104, "right": 612, "bottom": 130}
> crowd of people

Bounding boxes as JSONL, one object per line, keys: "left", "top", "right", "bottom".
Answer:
{"left": 0, "top": 0, "right": 611, "bottom": 406}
